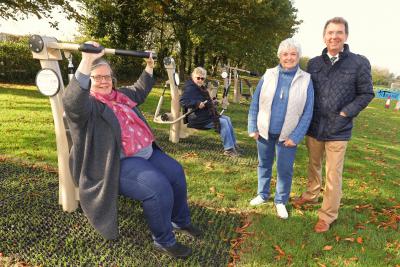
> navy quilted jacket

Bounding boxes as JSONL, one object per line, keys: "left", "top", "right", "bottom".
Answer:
{"left": 306, "top": 44, "right": 374, "bottom": 141}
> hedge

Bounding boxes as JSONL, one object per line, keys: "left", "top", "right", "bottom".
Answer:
{"left": 0, "top": 38, "right": 151, "bottom": 85}
{"left": 0, "top": 39, "right": 41, "bottom": 84}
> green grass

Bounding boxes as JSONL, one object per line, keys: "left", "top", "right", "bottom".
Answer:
{"left": 1, "top": 83, "right": 399, "bottom": 266}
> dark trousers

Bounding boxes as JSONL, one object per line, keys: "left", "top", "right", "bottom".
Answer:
{"left": 119, "top": 148, "right": 191, "bottom": 246}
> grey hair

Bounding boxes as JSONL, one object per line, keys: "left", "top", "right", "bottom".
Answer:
{"left": 277, "top": 38, "right": 302, "bottom": 58}
{"left": 191, "top": 67, "right": 207, "bottom": 79}
{"left": 91, "top": 58, "right": 113, "bottom": 74}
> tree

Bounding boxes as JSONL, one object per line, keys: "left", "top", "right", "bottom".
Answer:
{"left": 0, "top": 0, "right": 82, "bottom": 28}
{"left": 299, "top": 57, "right": 310, "bottom": 71}
{"left": 77, "top": 0, "right": 300, "bottom": 79}
{"left": 154, "top": 0, "right": 299, "bottom": 76}
{"left": 372, "top": 66, "right": 395, "bottom": 87}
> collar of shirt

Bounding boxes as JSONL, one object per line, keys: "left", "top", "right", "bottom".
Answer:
{"left": 327, "top": 50, "right": 343, "bottom": 64}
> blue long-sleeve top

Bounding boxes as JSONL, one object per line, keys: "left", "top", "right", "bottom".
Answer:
{"left": 248, "top": 65, "right": 314, "bottom": 145}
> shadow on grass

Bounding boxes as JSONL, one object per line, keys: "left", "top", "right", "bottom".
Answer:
{"left": 0, "top": 159, "right": 243, "bottom": 266}
{"left": 153, "top": 127, "right": 259, "bottom": 167}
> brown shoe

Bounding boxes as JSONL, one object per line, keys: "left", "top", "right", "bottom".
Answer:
{"left": 292, "top": 196, "right": 318, "bottom": 207}
{"left": 314, "top": 219, "right": 330, "bottom": 233}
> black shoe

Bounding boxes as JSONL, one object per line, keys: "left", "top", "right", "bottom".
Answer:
{"left": 235, "top": 145, "right": 244, "bottom": 154}
{"left": 223, "top": 148, "right": 239, "bottom": 157}
{"left": 154, "top": 242, "right": 192, "bottom": 259}
{"left": 174, "top": 224, "right": 203, "bottom": 238}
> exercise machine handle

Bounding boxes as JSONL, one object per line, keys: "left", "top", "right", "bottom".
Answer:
{"left": 78, "top": 43, "right": 105, "bottom": 54}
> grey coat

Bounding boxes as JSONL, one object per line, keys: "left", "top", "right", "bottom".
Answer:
{"left": 62, "top": 71, "right": 155, "bottom": 240}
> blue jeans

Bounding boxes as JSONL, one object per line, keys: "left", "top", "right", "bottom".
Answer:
{"left": 206, "top": 115, "right": 237, "bottom": 150}
{"left": 119, "top": 148, "right": 191, "bottom": 247}
{"left": 256, "top": 134, "right": 297, "bottom": 204}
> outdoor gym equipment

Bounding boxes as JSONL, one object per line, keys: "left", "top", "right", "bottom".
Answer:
{"left": 29, "top": 35, "right": 184, "bottom": 213}
{"left": 240, "top": 78, "right": 254, "bottom": 100}
{"left": 375, "top": 86, "right": 400, "bottom": 110}
{"left": 220, "top": 65, "right": 258, "bottom": 104}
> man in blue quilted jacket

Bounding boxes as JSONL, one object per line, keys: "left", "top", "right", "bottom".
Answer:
{"left": 294, "top": 17, "right": 374, "bottom": 233}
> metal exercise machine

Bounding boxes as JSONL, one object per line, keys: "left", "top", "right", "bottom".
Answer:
{"left": 29, "top": 35, "right": 183, "bottom": 212}
{"left": 221, "top": 65, "right": 259, "bottom": 103}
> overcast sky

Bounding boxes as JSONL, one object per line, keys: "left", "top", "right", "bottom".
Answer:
{"left": 293, "top": 0, "right": 399, "bottom": 76}
{"left": 1, "top": 0, "right": 399, "bottom": 75}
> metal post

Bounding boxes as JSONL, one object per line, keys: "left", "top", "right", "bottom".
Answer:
{"left": 29, "top": 35, "right": 78, "bottom": 212}
{"left": 163, "top": 57, "right": 182, "bottom": 143}
{"left": 233, "top": 68, "right": 240, "bottom": 103}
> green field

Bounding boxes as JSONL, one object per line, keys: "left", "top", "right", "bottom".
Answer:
{"left": 0, "top": 83, "right": 399, "bottom": 266}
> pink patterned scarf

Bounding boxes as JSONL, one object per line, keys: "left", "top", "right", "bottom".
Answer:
{"left": 91, "top": 90, "right": 154, "bottom": 156}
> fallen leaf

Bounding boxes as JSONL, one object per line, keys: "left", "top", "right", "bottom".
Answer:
{"left": 354, "top": 204, "right": 373, "bottom": 212}
{"left": 274, "top": 245, "right": 285, "bottom": 256}
{"left": 317, "top": 263, "right": 327, "bottom": 267}
{"left": 296, "top": 209, "right": 304, "bottom": 216}
{"left": 344, "top": 237, "right": 355, "bottom": 242}
{"left": 205, "top": 162, "right": 214, "bottom": 170}
{"left": 355, "top": 223, "right": 366, "bottom": 230}
{"left": 356, "top": 237, "right": 363, "bottom": 244}
{"left": 323, "top": 245, "right": 333, "bottom": 251}
{"left": 209, "top": 186, "right": 216, "bottom": 193}
{"left": 335, "top": 235, "right": 340, "bottom": 242}
{"left": 183, "top": 152, "right": 198, "bottom": 158}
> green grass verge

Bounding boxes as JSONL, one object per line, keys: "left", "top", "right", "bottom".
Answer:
{"left": 0, "top": 83, "right": 399, "bottom": 266}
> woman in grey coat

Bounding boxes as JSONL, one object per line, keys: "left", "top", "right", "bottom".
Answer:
{"left": 63, "top": 42, "right": 200, "bottom": 259}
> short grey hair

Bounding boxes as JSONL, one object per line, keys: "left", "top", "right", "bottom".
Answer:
{"left": 91, "top": 58, "right": 113, "bottom": 74}
{"left": 277, "top": 38, "right": 302, "bottom": 58}
{"left": 191, "top": 67, "right": 207, "bottom": 79}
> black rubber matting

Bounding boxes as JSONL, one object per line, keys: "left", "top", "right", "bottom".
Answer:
{"left": 0, "top": 159, "right": 242, "bottom": 266}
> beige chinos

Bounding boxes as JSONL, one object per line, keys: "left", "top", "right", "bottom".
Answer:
{"left": 301, "top": 136, "right": 348, "bottom": 224}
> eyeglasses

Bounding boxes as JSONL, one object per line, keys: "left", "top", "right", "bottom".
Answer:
{"left": 196, "top": 77, "right": 205, "bottom": 81}
{"left": 91, "top": 75, "right": 112, "bottom": 82}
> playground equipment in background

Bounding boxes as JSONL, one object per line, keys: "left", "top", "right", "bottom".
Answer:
{"left": 376, "top": 87, "right": 400, "bottom": 110}
{"left": 240, "top": 78, "right": 254, "bottom": 100}
{"left": 395, "top": 100, "right": 400, "bottom": 111}
{"left": 220, "top": 65, "right": 259, "bottom": 104}
{"left": 29, "top": 35, "right": 185, "bottom": 212}
{"left": 385, "top": 96, "right": 391, "bottom": 109}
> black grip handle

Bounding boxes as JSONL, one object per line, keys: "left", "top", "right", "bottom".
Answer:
{"left": 114, "top": 49, "right": 157, "bottom": 59}
{"left": 223, "top": 86, "right": 230, "bottom": 98}
{"left": 78, "top": 43, "right": 105, "bottom": 53}
{"left": 249, "top": 71, "right": 259, "bottom": 77}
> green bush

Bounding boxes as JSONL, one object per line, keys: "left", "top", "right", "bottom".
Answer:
{"left": 0, "top": 36, "right": 162, "bottom": 85}
{"left": 0, "top": 37, "right": 84, "bottom": 85}
{"left": 0, "top": 39, "right": 41, "bottom": 84}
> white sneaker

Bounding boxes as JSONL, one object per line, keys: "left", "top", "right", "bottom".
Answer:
{"left": 250, "top": 195, "right": 267, "bottom": 206}
{"left": 275, "top": 203, "right": 288, "bottom": 219}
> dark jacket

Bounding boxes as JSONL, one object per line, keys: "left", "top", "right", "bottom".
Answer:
{"left": 180, "top": 79, "right": 214, "bottom": 129}
{"left": 62, "top": 71, "right": 155, "bottom": 240}
{"left": 306, "top": 44, "right": 374, "bottom": 141}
